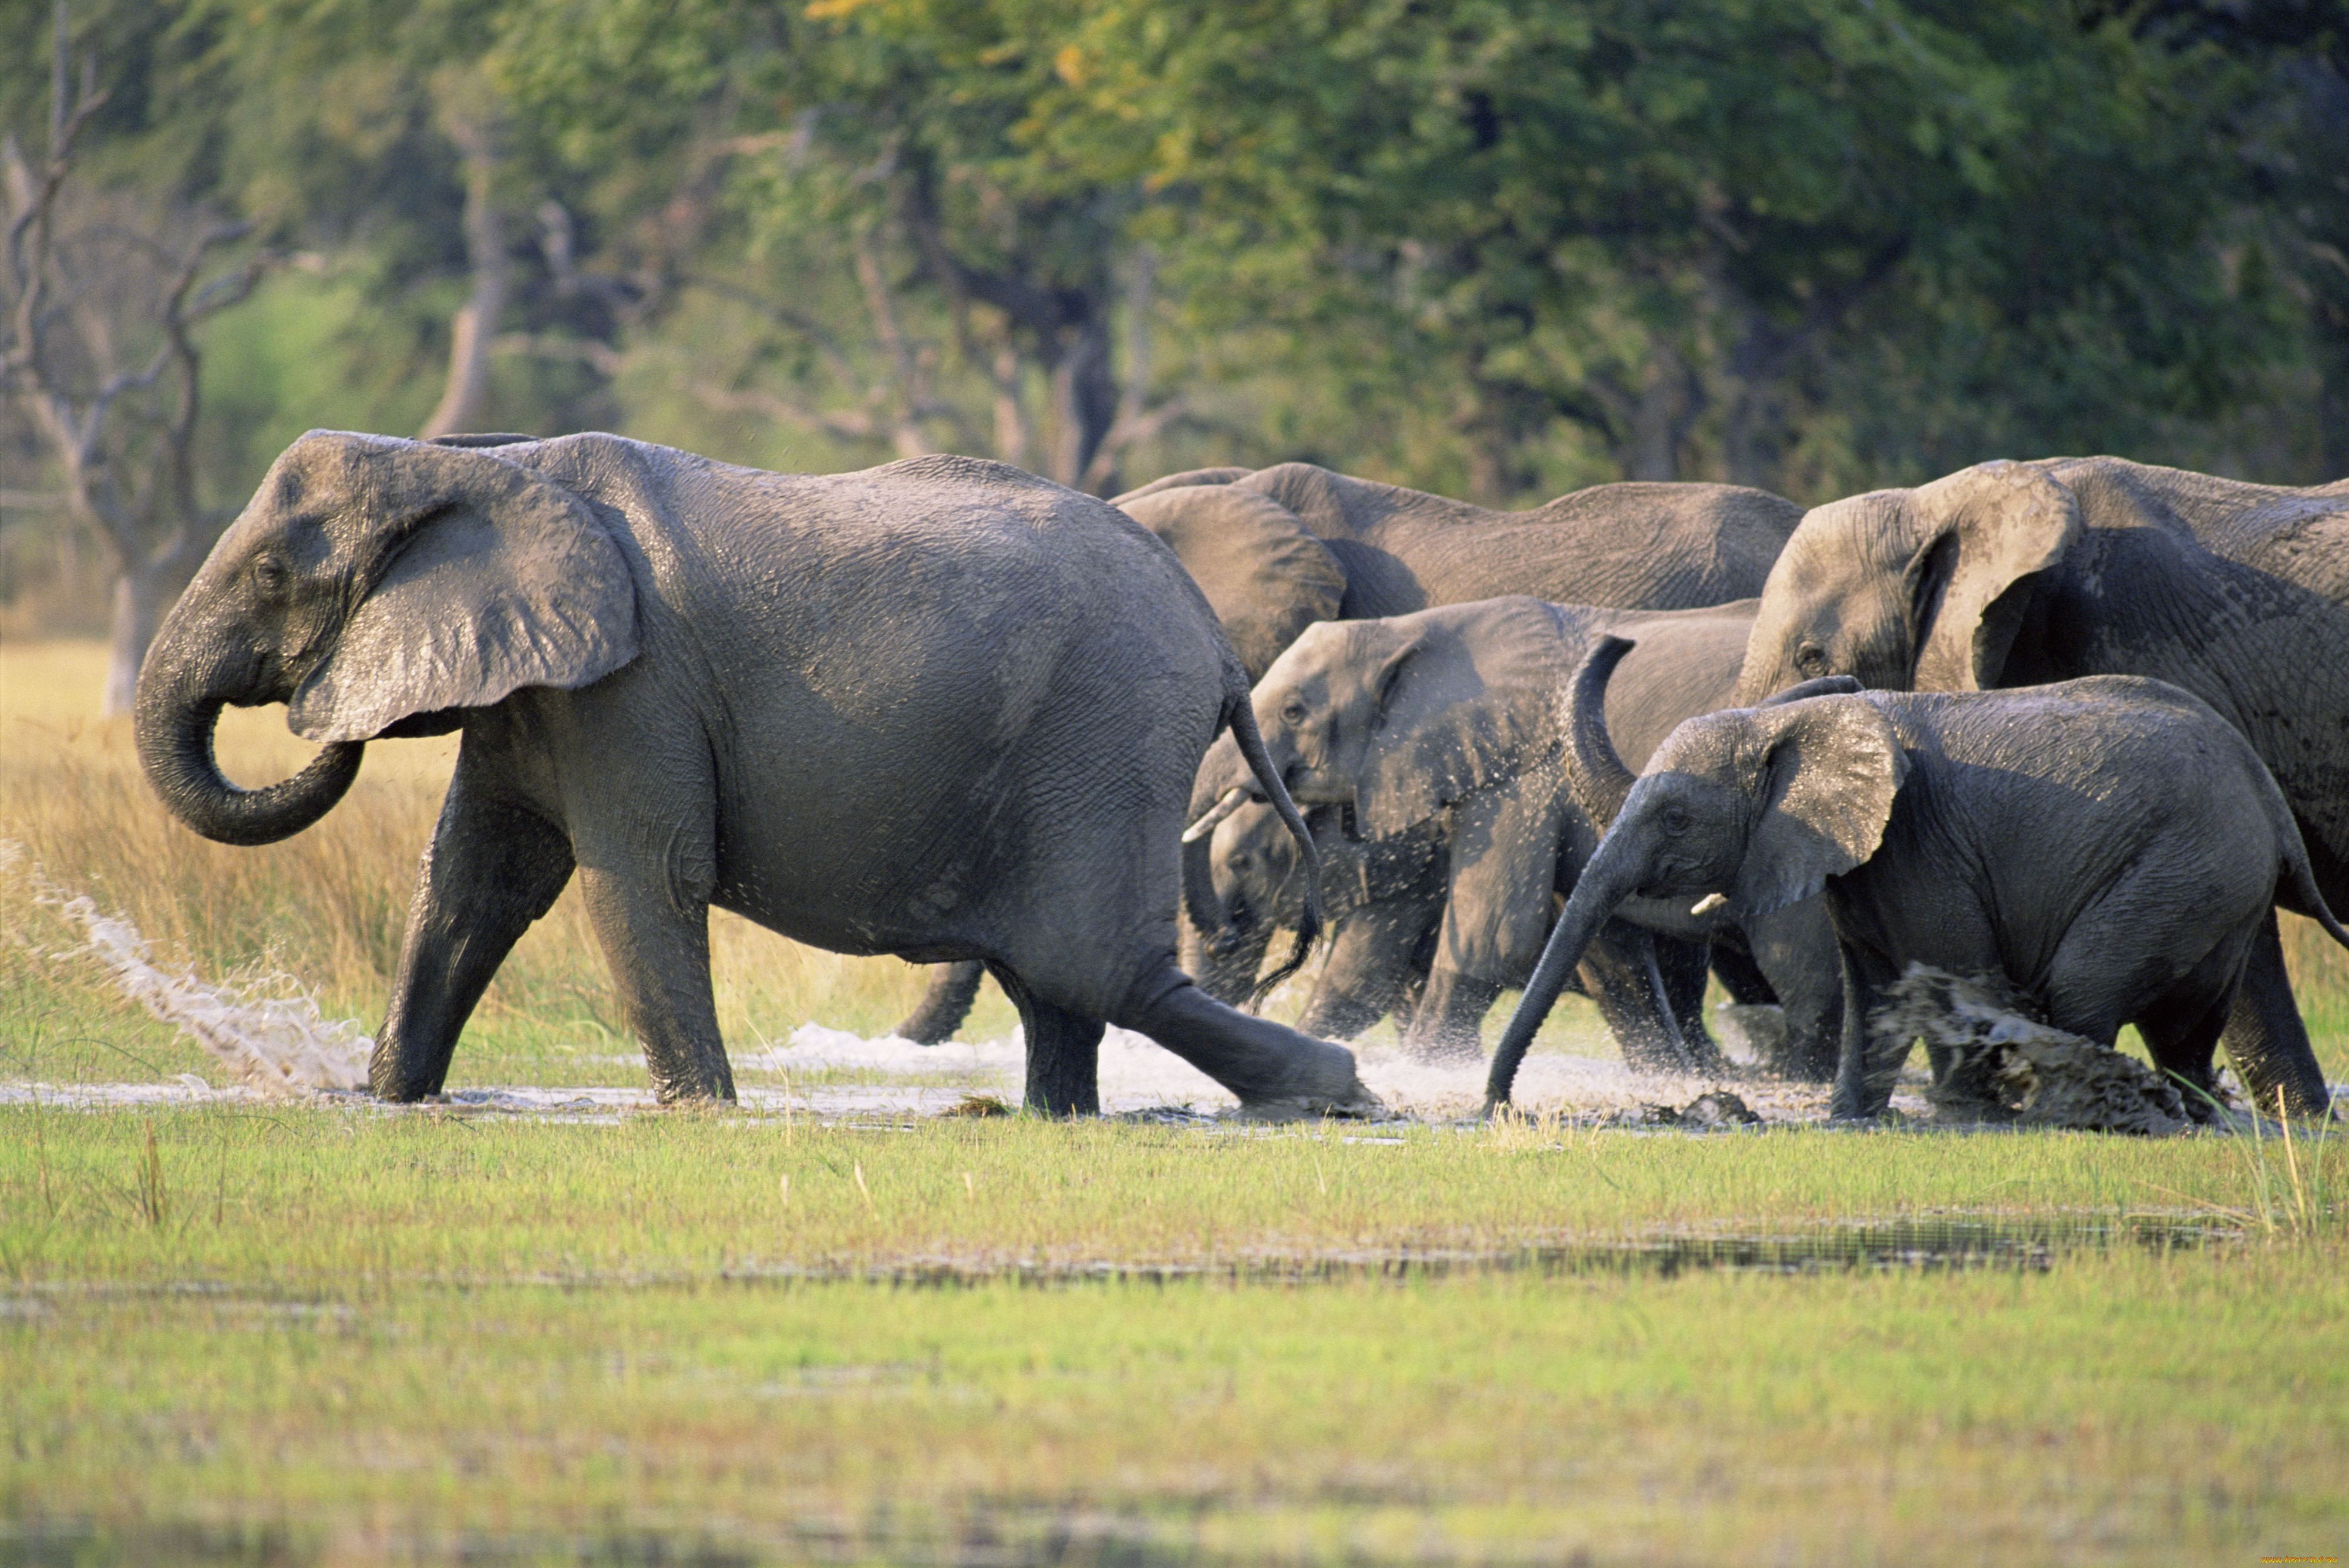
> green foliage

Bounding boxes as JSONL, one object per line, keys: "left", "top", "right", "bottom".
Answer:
{"left": 4, "top": 0, "right": 2345, "bottom": 647}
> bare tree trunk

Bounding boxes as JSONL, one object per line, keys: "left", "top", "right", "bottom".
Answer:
{"left": 1624, "top": 346, "right": 1699, "bottom": 483}
{"left": 102, "top": 554, "right": 170, "bottom": 715}
{"left": 1046, "top": 316, "right": 1119, "bottom": 490}
{"left": 419, "top": 114, "right": 508, "bottom": 440}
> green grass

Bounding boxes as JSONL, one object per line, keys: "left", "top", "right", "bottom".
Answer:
{"left": 8, "top": 637, "right": 2349, "bottom": 1564}
{"left": 2, "top": 1111, "right": 2345, "bottom": 1565}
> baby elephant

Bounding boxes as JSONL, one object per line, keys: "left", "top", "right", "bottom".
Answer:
{"left": 1488, "top": 641, "right": 2349, "bottom": 1118}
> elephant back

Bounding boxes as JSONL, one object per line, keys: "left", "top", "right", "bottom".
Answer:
{"left": 2044, "top": 456, "right": 2349, "bottom": 605}
{"left": 1119, "top": 483, "right": 1347, "bottom": 679}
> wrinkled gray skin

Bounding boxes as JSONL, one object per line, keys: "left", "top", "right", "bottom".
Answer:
{"left": 1187, "top": 596, "right": 1844, "bottom": 1071}
{"left": 897, "top": 462, "right": 1804, "bottom": 1042}
{"left": 135, "top": 430, "right": 1372, "bottom": 1118}
{"left": 1192, "top": 798, "right": 1747, "bottom": 1074}
{"left": 1186, "top": 802, "right": 1446, "bottom": 1037}
{"left": 1492, "top": 652, "right": 2349, "bottom": 1119}
{"left": 1734, "top": 457, "right": 2349, "bottom": 1114}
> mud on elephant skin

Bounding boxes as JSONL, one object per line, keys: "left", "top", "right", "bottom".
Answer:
{"left": 894, "top": 460, "right": 1806, "bottom": 1044}
{"left": 1734, "top": 457, "right": 2349, "bottom": 1115}
{"left": 1187, "top": 595, "right": 1844, "bottom": 1075}
{"left": 136, "top": 429, "right": 1377, "bottom": 1118}
{"left": 1490, "top": 642, "right": 2349, "bottom": 1121}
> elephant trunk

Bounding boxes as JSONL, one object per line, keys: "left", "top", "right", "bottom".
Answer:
{"left": 1483, "top": 830, "right": 1649, "bottom": 1109}
{"left": 1561, "top": 635, "right": 1640, "bottom": 827}
{"left": 135, "top": 661, "right": 364, "bottom": 847}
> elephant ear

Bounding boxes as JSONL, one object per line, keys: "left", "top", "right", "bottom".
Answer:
{"left": 1357, "top": 604, "right": 1561, "bottom": 838}
{"left": 1120, "top": 484, "right": 1348, "bottom": 679}
{"left": 1734, "top": 695, "right": 1909, "bottom": 919}
{"left": 288, "top": 439, "right": 639, "bottom": 743}
{"left": 1902, "top": 462, "right": 2081, "bottom": 691}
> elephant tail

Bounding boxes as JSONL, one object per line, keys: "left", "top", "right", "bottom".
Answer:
{"left": 1223, "top": 671, "right": 1323, "bottom": 1005}
{"left": 2277, "top": 823, "right": 2349, "bottom": 957}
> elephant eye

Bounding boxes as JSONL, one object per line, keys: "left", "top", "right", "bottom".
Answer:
{"left": 251, "top": 556, "right": 290, "bottom": 597}
{"left": 1661, "top": 806, "right": 1692, "bottom": 836}
{"left": 1280, "top": 701, "right": 1309, "bottom": 726}
{"left": 1795, "top": 643, "right": 1828, "bottom": 677}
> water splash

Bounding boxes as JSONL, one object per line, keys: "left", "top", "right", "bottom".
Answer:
{"left": 755, "top": 1021, "right": 1827, "bottom": 1122}
{"left": 4, "top": 841, "right": 371, "bottom": 1095}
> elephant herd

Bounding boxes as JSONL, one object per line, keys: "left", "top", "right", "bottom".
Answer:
{"left": 137, "top": 430, "right": 2349, "bottom": 1122}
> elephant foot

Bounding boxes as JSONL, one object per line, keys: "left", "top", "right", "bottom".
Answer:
{"left": 1230, "top": 1035, "right": 1385, "bottom": 1119}
{"left": 648, "top": 1054, "right": 739, "bottom": 1105}
{"left": 1117, "top": 969, "right": 1384, "bottom": 1113}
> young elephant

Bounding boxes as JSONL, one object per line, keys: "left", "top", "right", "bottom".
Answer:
{"left": 136, "top": 430, "right": 1371, "bottom": 1118}
{"left": 1194, "top": 796, "right": 1755, "bottom": 1073}
{"left": 1189, "top": 801, "right": 1448, "bottom": 1037}
{"left": 1732, "top": 457, "right": 2349, "bottom": 1113}
{"left": 1488, "top": 641, "right": 2349, "bottom": 1118}
{"left": 1187, "top": 597, "right": 1845, "bottom": 1070}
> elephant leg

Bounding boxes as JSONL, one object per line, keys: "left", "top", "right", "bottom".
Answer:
{"left": 1399, "top": 969, "right": 1505, "bottom": 1062}
{"left": 1580, "top": 923, "right": 1698, "bottom": 1074}
{"left": 1707, "top": 943, "right": 1776, "bottom": 1007}
{"left": 1301, "top": 904, "right": 1436, "bottom": 1041}
{"left": 1829, "top": 943, "right": 1904, "bottom": 1119}
{"left": 2135, "top": 989, "right": 2234, "bottom": 1124}
{"left": 896, "top": 960, "right": 987, "bottom": 1045}
{"left": 1112, "top": 960, "right": 1372, "bottom": 1111}
{"left": 574, "top": 865, "right": 735, "bottom": 1103}
{"left": 2216, "top": 913, "right": 2333, "bottom": 1117}
{"left": 988, "top": 963, "right": 1103, "bottom": 1116}
{"left": 373, "top": 755, "right": 574, "bottom": 1101}
{"left": 1654, "top": 935, "right": 1724, "bottom": 1071}
{"left": 1743, "top": 908, "right": 1844, "bottom": 1082}
{"left": 1300, "top": 978, "right": 1389, "bottom": 1043}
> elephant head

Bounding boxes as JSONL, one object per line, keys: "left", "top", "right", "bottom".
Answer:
{"left": 1184, "top": 797, "right": 1320, "bottom": 1005}
{"left": 136, "top": 430, "right": 638, "bottom": 845}
{"left": 1187, "top": 600, "right": 1569, "bottom": 845}
{"left": 1118, "top": 481, "right": 1347, "bottom": 680}
{"left": 1487, "top": 637, "right": 1904, "bottom": 1105}
{"left": 1734, "top": 461, "right": 2082, "bottom": 704}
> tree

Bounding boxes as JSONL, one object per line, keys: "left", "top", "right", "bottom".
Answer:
{"left": 1035, "top": 0, "right": 2296, "bottom": 500}
{"left": 1, "top": 4, "right": 273, "bottom": 712}
{"left": 494, "top": 0, "right": 1195, "bottom": 493}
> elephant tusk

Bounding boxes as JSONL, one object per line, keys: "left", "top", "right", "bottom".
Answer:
{"left": 1182, "top": 786, "right": 1251, "bottom": 843}
{"left": 1690, "top": 892, "right": 1730, "bottom": 917}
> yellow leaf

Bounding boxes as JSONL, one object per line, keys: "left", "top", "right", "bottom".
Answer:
{"left": 1054, "top": 44, "right": 1087, "bottom": 86}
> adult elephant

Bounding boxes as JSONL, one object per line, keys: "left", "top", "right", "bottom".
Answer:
{"left": 1734, "top": 457, "right": 2349, "bottom": 1114}
{"left": 134, "top": 430, "right": 1374, "bottom": 1118}
{"left": 896, "top": 462, "right": 1805, "bottom": 1043}
{"left": 1186, "top": 597, "right": 1844, "bottom": 1072}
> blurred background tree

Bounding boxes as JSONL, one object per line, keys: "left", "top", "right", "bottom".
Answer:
{"left": 4, "top": 0, "right": 2343, "bottom": 699}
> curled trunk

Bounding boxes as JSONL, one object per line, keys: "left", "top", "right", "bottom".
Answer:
{"left": 136, "top": 678, "right": 364, "bottom": 846}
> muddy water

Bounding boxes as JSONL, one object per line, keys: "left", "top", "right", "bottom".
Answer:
{"left": 674, "top": 1213, "right": 2234, "bottom": 1288}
